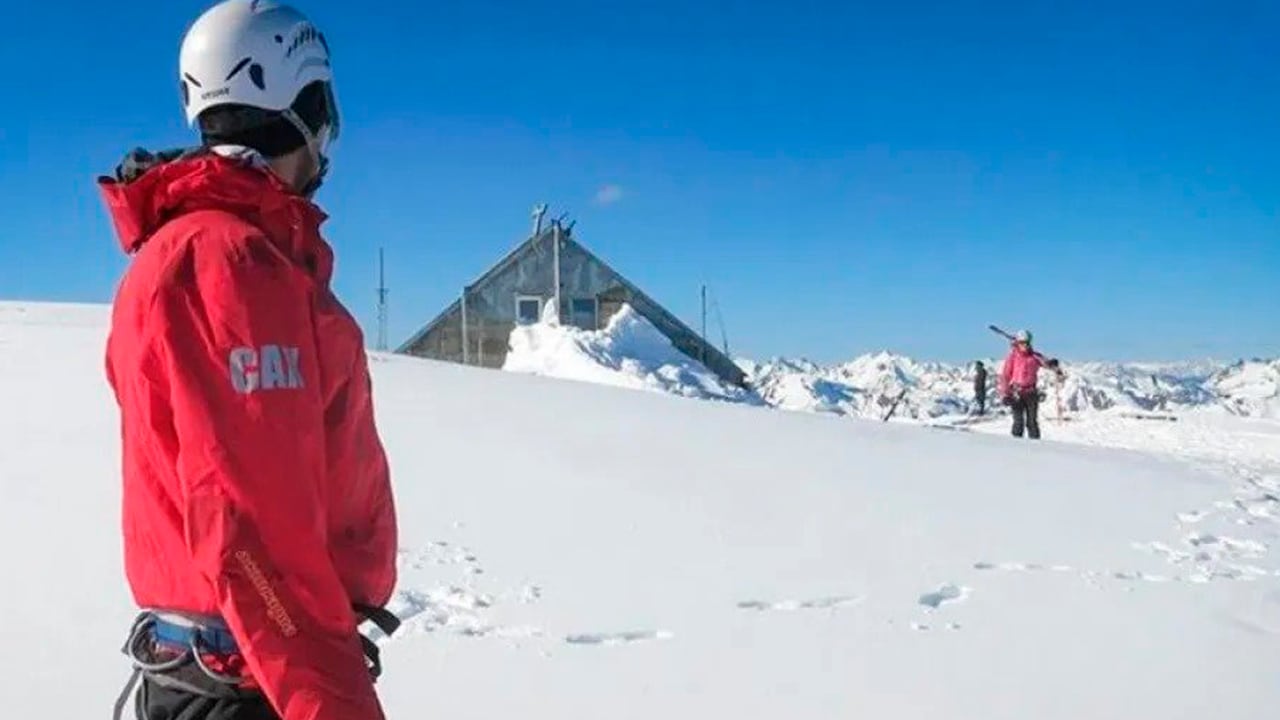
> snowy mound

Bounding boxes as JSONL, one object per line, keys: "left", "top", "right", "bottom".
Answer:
{"left": 2, "top": 301, "right": 1280, "bottom": 719}
{"left": 504, "top": 303, "right": 760, "bottom": 404}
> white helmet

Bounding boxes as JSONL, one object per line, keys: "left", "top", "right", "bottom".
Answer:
{"left": 1015, "top": 329, "right": 1033, "bottom": 344}
{"left": 179, "top": 0, "right": 338, "bottom": 157}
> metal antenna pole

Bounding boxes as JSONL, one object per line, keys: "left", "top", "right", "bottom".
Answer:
{"left": 460, "top": 287, "right": 469, "bottom": 365}
{"left": 700, "top": 285, "right": 708, "bottom": 364}
{"left": 376, "top": 247, "right": 389, "bottom": 352}
{"left": 532, "top": 203, "right": 548, "bottom": 237}
{"left": 552, "top": 223, "right": 562, "bottom": 325}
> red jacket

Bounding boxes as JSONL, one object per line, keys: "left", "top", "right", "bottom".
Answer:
{"left": 102, "top": 151, "right": 397, "bottom": 720}
{"left": 999, "top": 343, "right": 1044, "bottom": 397}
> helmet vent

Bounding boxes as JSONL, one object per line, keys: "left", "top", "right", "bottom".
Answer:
{"left": 285, "top": 25, "right": 322, "bottom": 59}
{"left": 181, "top": 81, "right": 190, "bottom": 107}
{"left": 249, "top": 64, "right": 266, "bottom": 91}
{"left": 225, "top": 57, "right": 252, "bottom": 81}
{"left": 183, "top": 72, "right": 203, "bottom": 88}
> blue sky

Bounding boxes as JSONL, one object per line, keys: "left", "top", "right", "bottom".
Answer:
{"left": 1, "top": 1, "right": 1276, "bottom": 363}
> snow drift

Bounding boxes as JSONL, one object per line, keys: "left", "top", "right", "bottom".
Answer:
{"left": 2, "top": 301, "right": 1280, "bottom": 720}
{"left": 503, "top": 302, "right": 759, "bottom": 404}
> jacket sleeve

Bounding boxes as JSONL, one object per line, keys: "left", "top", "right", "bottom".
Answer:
{"left": 334, "top": 347, "right": 397, "bottom": 608}
{"left": 998, "top": 350, "right": 1014, "bottom": 396}
{"left": 148, "top": 245, "right": 383, "bottom": 720}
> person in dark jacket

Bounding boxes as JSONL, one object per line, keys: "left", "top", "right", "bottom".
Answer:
{"left": 973, "top": 361, "right": 988, "bottom": 415}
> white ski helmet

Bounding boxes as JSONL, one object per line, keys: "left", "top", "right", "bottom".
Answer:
{"left": 179, "top": 0, "right": 338, "bottom": 157}
{"left": 1015, "top": 329, "right": 1033, "bottom": 344}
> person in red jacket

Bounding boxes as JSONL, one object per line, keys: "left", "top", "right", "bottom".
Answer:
{"left": 998, "top": 330, "right": 1057, "bottom": 439}
{"left": 101, "top": 2, "right": 397, "bottom": 720}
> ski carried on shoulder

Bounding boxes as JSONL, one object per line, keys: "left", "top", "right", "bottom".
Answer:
{"left": 990, "top": 323, "right": 1068, "bottom": 421}
{"left": 988, "top": 324, "right": 1064, "bottom": 378}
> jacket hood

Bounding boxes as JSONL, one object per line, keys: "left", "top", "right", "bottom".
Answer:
{"left": 98, "top": 148, "right": 332, "bottom": 280}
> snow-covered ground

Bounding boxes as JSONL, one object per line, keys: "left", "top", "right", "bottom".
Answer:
{"left": 3, "top": 301, "right": 1280, "bottom": 719}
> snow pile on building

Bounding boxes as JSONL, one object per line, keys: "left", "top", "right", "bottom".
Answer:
{"left": 503, "top": 302, "right": 760, "bottom": 404}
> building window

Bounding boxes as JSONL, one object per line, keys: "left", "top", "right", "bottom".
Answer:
{"left": 516, "top": 296, "right": 542, "bottom": 325}
{"left": 569, "top": 297, "right": 598, "bottom": 330}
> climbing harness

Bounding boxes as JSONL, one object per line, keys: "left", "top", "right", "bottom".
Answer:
{"left": 112, "top": 605, "right": 400, "bottom": 720}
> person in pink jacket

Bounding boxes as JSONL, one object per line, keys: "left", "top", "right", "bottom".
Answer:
{"left": 998, "top": 330, "right": 1057, "bottom": 439}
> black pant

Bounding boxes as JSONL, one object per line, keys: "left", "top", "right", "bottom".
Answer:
{"left": 136, "top": 679, "right": 277, "bottom": 720}
{"left": 1011, "top": 392, "right": 1041, "bottom": 439}
{"left": 975, "top": 390, "right": 986, "bottom": 415}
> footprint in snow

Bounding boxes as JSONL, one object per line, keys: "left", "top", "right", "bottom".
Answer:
{"left": 910, "top": 621, "right": 961, "bottom": 632}
{"left": 1111, "top": 570, "right": 1173, "bottom": 583}
{"left": 1184, "top": 531, "right": 1268, "bottom": 558}
{"left": 378, "top": 587, "right": 538, "bottom": 640}
{"left": 918, "top": 583, "right": 970, "bottom": 609}
{"left": 565, "top": 630, "right": 672, "bottom": 646}
{"left": 397, "top": 542, "right": 483, "bottom": 571}
{"left": 974, "top": 561, "right": 1074, "bottom": 573}
{"left": 1177, "top": 509, "right": 1211, "bottom": 524}
{"left": 737, "top": 595, "right": 863, "bottom": 612}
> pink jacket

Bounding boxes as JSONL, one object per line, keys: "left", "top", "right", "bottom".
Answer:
{"left": 999, "top": 345, "right": 1043, "bottom": 397}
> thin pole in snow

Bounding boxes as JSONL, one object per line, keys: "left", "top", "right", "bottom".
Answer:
{"left": 460, "top": 287, "right": 470, "bottom": 365}
{"left": 376, "top": 247, "right": 389, "bottom": 352}
{"left": 552, "top": 223, "right": 562, "bottom": 325}
{"left": 700, "top": 285, "right": 708, "bottom": 364}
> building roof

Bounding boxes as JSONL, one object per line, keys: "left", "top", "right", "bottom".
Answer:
{"left": 395, "top": 224, "right": 744, "bottom": 386}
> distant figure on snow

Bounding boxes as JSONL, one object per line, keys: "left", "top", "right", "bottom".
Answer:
{"left": 998, "top": 330, "right": 1057, "bottom": 439}
{"left": 973, "top": 361, "right": 988, "bottom": 415}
